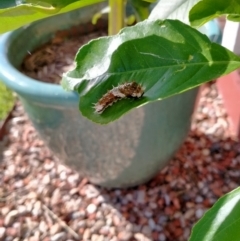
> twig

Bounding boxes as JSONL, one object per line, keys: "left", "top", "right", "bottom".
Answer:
{"left": 42, "top": 204, "right": 80, "bottom": 240}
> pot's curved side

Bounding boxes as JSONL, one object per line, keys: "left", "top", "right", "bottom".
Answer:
{"left": 0, "top": 7, "right": 221, "bottom": 188}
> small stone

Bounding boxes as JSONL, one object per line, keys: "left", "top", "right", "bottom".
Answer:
{"left": 99, "top": 226, "right": 110, "bottom": 235}
{"left": 29, "top": 236, "right": 38, "bottom": 241}
{"left": 4, "top": 210, "right": 18, "bottom": 226}
{"left": 50, "top": 232, "right": 66, "bottom": 241}
{"left": 183, "top": 227, "right": 191, "bottom": 240}
{"left": 0, "top": 227, "right": 6, "bottom": 239}
{"left": 126, "top": 193, "right": 133, "bottom": 201}
{"left": 67, "top": 174, "right": 79, "bottom": 185}
{"left": 69, "top": 188, "right": 79, "bottom": 195}
{"left": 148, "top": 218, "right": 156, "bottom": 230}
{"left": 195, "top": 208, "right": 204, "bottom": 219}
{"left": 14, "top": 180, "right": 24, "bottom": 188}
{"left": 136, "top": 190, "right": 145, "bottom": 204}
{"left": 42, "top": 174, "right": 51, "bottom": 184}
{"left": 96, "top": 195, "right": 105, "bottom": 204}
{"left": 50, "top": 223, "right": 61, "bottom": 236}
{"left": 109, "top": 227, "right": 116, "bottom": 236}
{"left": 91, "top": 234, "right": 104, "bottom": 241}
{"left": 39, "top": 221, "right": 48, "bottom": 233}
{"left": 158, "top": 233, "right": 166, "bottom": 241}
{"left": 202, "top": 149, "right": 210, "bottom": 156}
{"left": 132, "top": 224, "right": 141, "bottom": 233}
{"left": 1, "top": 207, "right": 10, "bottom": 216}
{"left": 17, "top": 205, "right": 28, "bottom": 215}
{"left": 117, "top": 231, "right": 133, "bottom": 241}
{"left": 144, "top": 210, "right": 153, "bottom": 218}
{"left": 6, "top": 227, "right": 18, "bottom": 238}
{"left": 71, "top": 210, "right": 85, "bottom": 219}
{"left": 195, "top": 196, "right": 204, "bottom": 203}
{"left": 106, "top": 216, "right": 113, "bottom": 226}
{"left": 125, "top": 223, "right": 133, "bottom": 232}
{"left": 87, "top": 204, "right": 97, "bottom": 214}
{"left": 59, "top": 171, "right": 67, "bottom": 180}
{"left": 184, "top": 209, "right": 195, "bottom": 219}
{"left": 134, "top": 233, "right": 151, "bottom": 241}
{"left": 84, "top": 185, "right": 100, "bottom": 199}
{"left": 83, "top": 229, "right": 91, "bottom": 240}
{"left": 113, "top": 215, "right": 121, "bottom": 226}
{"left": 91, "top": 220, "right": 105, "bottom": 233}
{"left": 32, "top": 201, "right": 42, "bottom": 216}
{"left": 141, "top": 225, "right": 152, "bottom": 236}
{"left": 149, "top": 202, "right": 157, "bottom": 209}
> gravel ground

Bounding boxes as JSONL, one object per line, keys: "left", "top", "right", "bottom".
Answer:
{"left": 0, "top": 82, "right": 240, "bottom": 241}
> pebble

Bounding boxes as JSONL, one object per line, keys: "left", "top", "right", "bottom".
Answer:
{"left": 148, "top": 218, "right": 156, "bottom": 230}
{"left": 17, "top": 205, "right": 28, "bottom": 215}
{"left": 91, "top": 220, "right": 105, "bottom": 233}
{"left": 184, "top": 209, "right": 195, "bottom": 219}
{"left": 0, "top": 227, "right": 6, "bottom": 239}
{"left": 99, "top": 226, "right": 110, "bottom": 235}
{"left": 1, "top": 207, "right": 10, "bottom": 216}
{"left": 39, "top": 221, "right": 48, "bottom": 233}
{"left": 42, "top": 174, "right": 51, "bottom": 184}
{"left": 0, "top": 75, "right": 238, "bottom": 241}
{"left": 195, "top": 208, "right": 204, "bottom": 219}
{"left": 83, "top": 228, "right": 91, "bottom": 240}
{"left": 87, "top": 203, "right": 97, "bottom": 214}
{"left": 134, "top": 233, "right": 151, "bottom": 241}
{"left": 117, "top": 230, "right": 133, "bottom": 240}
{"left": 141, "top": 225, "right": 152, "bottom": 236}
{"left": 50, "top": 232, "right": 66, "bottom": 241}
{"left": 85, "top": 185, "right": 100, "bottom": 199}
{"left": 50, "top": 223, "right": 61, "bottom": 236}
{"left": 4, "top": 210, "right": 18, "bottom": 226}
{"left": 136, "top": 190, "right": 145, "bottom": 204}
{"left": 195, "top": 195, "right": 204, "bottom": 203}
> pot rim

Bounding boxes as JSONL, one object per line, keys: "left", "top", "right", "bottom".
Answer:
{"left": 0, "top": 28, "right": 79, "bottom": 104}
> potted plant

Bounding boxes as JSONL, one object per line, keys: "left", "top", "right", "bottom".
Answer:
{"left": 0, "top": 0, "right": 235, "bottom": 189}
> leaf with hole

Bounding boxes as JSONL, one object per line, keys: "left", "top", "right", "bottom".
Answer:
{"left": 62, "top": 19, "right": 240, "bottom": 124}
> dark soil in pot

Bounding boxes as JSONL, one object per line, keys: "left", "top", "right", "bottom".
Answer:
{"left": 21, "top": 22, "right": 107, "bottom": 84}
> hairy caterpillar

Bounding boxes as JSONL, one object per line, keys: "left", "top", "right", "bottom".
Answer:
{"left": 94, "top": 82, "right": 144, "bottom": 114}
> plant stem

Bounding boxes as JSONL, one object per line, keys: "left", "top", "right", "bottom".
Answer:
{"left": 108, "top": 0, "right": 125, "bottom": 35}
{"left": 129, "top": 0, "right": 150, "bottom": 21}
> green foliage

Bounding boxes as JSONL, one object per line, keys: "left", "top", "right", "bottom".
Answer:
{"left": 0, "top": 0, "right": 106, "bottom": 33}
{"left": 0, "top": 82, "right": 15, "bottom": 120}
{"left": 190, "top": 0, "right": 240, "bottom": 27}
{"left": 62, "top": 19, "right": 240, "bottom": 123}
{"left": 189, "top": 187, "right": 240, "bottom": 241}
{"left": 149, "top": 0, "right": 200, "bottom": 24}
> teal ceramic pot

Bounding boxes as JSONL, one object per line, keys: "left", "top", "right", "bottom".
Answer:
{"left": 0, "top": 6, "right": 221, "bottom": 188}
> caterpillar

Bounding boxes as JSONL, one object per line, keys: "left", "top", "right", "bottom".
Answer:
{"left": 94, "top": 82, "right": 144, "bottom": 114}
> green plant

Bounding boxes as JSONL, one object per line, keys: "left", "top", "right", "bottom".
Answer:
{"left": 0, "top": 82, "right": 15, "bottom": 120}
{"left": 1, "top": 0, "right": 240, "bottom": 240}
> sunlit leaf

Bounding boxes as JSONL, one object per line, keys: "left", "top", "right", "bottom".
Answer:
{"left": 62, "top": 19, "right": 240, "bottom": 124}
{"left": 0, "top": 0, "right": 106, "bottom": 33}
{"left": 189, "top": 187, "right": 240, "bottom": 241}
{"left": 149, "top": 0, "right": 200, "bottom": 24}
{"left": 189, "top": 0, "right": 240, "bottom": 27}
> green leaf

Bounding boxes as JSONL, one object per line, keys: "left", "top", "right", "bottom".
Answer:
{"left": 149, "top": 0, "right": 200, "bottom": 23}
{"left": 62, "top": 19, "right": 240, "bottom": 124}
{"left": 0, "top": 0, "right": 106, "bottom": 33}
{"left": 189, "top": 187, "right": 240, "bottom": 241}
{"left": 189, "top": 0, "right": 240, "bottom": 27}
